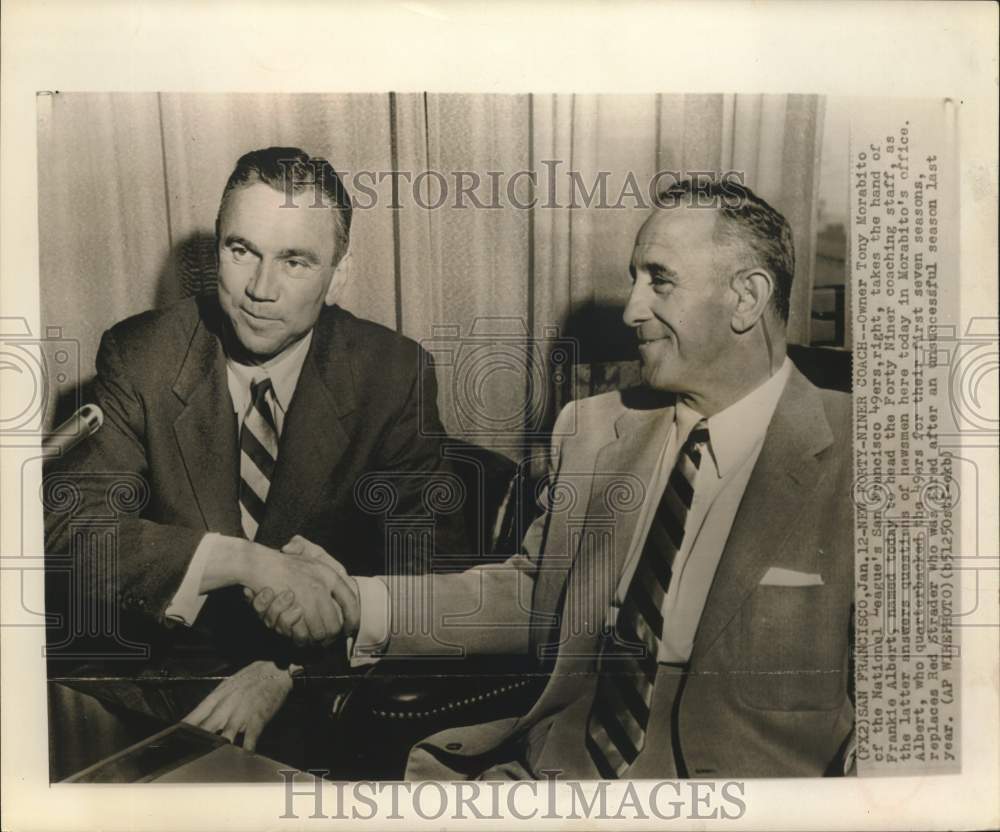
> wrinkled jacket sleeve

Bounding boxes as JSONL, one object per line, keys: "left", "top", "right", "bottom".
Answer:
{"left": 44, "top": 328, "right": 205, "bottom": 624}
{"left": 378, "top": 401, "right": 574, "bottom": 658}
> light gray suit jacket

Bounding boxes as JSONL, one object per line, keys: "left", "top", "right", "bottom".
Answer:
{"left": 382, "top": 366, "right": 854, "bottom": 779}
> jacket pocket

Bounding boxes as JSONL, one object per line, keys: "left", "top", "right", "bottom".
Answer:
{"left": 738, "top": 585, "right": 848, "bottom": 711}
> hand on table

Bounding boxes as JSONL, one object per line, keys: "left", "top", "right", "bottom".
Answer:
{"left": 244, "top": 535, "right": 360, "bottom": 647}
{"left": 182, "top": 660, "right": 292, "bottom": 751}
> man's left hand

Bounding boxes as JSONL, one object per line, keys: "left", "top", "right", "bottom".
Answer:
{"left": 183, "top": 660, "right": 293, "bottom": 751}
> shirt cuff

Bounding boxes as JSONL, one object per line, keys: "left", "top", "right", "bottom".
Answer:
{"left": 349, "top": 576, "right": 390, "bottom": 667}
{"left": 164, "top": 532, "right": 216, "bottom": 626}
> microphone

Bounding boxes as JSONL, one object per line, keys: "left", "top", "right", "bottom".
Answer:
{"left": 42, "top": 404, "right": 104, "bottom": 455}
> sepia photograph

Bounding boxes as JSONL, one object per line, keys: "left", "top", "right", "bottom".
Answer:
{"left": 1, "top": 2, "right": 996, "bottom": 830}
{"left": 37, "top": 91, "right": 858, "bottom": 785}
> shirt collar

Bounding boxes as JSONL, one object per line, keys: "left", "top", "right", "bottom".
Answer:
{"left": 676, "top": 357, "right": 792, "bottom": 479}
{"left": 225, "top": 330, "right": 313, "bottom": 414}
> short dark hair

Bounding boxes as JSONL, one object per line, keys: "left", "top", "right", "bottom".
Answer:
{"left": 216, "top": 146, "right": 353, "bottom": 265}
{"left": 656, "top": 179, "right": 795, "bottom": 323}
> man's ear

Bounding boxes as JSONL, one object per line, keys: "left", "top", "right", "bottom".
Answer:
{"left": 730, "top": 267, "right": 774, "bottom": 333}
{"left": 324, "top": 251, "right": 352, "bottom": 306}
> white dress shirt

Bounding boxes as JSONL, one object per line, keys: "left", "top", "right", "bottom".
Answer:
{"left": 164, "top": 332, "right": 313, "bottom": 625}
{"left": 612, "top": 357, "right": 792, "bottom": 663}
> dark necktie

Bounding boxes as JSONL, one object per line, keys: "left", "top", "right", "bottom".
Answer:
{"left": 239, "top": 378, "right": 278, "bottom": 540}
{"left": 586, "top": 418, "right": 710, "bottom": 778}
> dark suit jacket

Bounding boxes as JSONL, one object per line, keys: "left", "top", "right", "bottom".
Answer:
{"left": 383, "top": 366, "right": 854, "bottom": 779}
{"left": 45, "top": 296, "right": 467, "bottom": 672}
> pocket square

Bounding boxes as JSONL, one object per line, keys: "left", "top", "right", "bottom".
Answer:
{"left": 759, "top": 567, "right": 824, "bottom": 587}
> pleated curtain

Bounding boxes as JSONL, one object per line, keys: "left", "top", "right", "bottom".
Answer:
{"left": 38, "top": 92, "right": 823, "bottom": 454}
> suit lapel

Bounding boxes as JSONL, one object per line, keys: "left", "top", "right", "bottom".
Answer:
{"left": 690, "top": 368, "right": 834, "bottom": 661}
{"left": 587, "top": 406, "right": 675, "bottom": 587}
{"left": 254, "top": 308, "right": 358, "bottom": 548}
{"left": 537, "top": 401, "right": 674, "bottom": 661}
{"left": 172, "top": 312, "right": 242, "bottom": 537}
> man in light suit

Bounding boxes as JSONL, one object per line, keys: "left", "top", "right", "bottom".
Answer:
{"left": 251, "top": 178, "right": 855, "bottom": 779}
{"left": 45, "top": 147, "right": 464, "bottom": 751}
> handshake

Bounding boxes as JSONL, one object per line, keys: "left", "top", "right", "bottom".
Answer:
{"left": 182, "top": 535, "right": 361, "bottom": 748}
{"left": 237, "top": 535, "right": 359, "bottom": 647}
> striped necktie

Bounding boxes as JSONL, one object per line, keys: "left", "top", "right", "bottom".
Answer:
{"left": 239, "top": 377, "right": 279, "bottom": 540}
{"left": 586, "top": 418, "right": 710, "bottom": 778}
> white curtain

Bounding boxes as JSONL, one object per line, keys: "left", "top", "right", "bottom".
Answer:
{"left": 38, "top": 92, "right": 823, "bottom": 453}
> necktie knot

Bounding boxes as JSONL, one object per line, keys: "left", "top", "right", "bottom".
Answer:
{"left": 250, "top": 377, "right": 274, "bottom": 407}
{"left": 685, "top": 419, "right": 710, "bottom": 454}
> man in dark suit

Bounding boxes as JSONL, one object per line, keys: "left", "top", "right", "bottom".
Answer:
{"left": 250, "top": 178, "right": 855, "bottom": 779}
{"left": 45, "top": 147, "right": 464, "bottom": 750}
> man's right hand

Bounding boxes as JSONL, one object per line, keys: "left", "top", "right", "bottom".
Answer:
{"left": 200, "top": 535, "right": 354, "bottom": 646}
{"left": 242, "top": 540, "right": 356, "bottom": 646}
